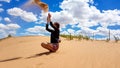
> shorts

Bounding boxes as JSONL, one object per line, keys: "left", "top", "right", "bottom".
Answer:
{"left": 52, "top": 43, "right": 59, "bottom": 50}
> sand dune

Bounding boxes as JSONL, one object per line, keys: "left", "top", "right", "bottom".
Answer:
{"left": 0, "top": 36, "right": 120, "bottom": 68}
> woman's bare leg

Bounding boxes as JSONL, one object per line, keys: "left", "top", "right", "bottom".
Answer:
{"left": 41, "top": 43, "right": 56, "bottom": 52}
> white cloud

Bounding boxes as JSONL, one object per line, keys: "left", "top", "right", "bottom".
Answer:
{"left": 7, "top": 7, "right": 38, "bottom": 22}
{"left": 0, "top": 23, "right": 8, "bottom": 29}
{"left": 39, "top": 11, "right": 76, "bottom": 28}
{"left": 51, "top": 11, "right": 76, "bottom": 27}
{"left": 0, "top": 23, "right": 21, "bottom": 38}
{"left": 59, "top": 0, "right": 104, "bottom": 28}
{"left": 96, "top": 27, "right": 109, "bottom": 35}
{"left": 4, "top": 17, "right": 11, "bottom": 22}
{"left": 78, "top": 27, "right": 97, "bottom": 36}
{"left": 25, "top": 26, "right": 48, "bottom": 35}
{"left": 26, "top": 26, "right": 45, "bottom": 33}
{"left": 60, "top": 0, "right": 91, "bottom": 19}
{"left": 111, "top": 30, "right": 120, "bottom": 36}
{"left": 0, "top": 4, "right": 2, "bottom": 6}
{"left": 100, "top": 10, "right": 120, "bottom": 27}
{"left": 0, "top": 8, "right": 4, "bottom": 12}
{"left": 95, "top": 27, "right": 120, "bottom": 39}
{"left": 90, "top": 27, "right": 119, "bottom": 39}
{"left": 0, "top": 29, "right": 8, "bottom": 38}
{"left": 0, "top": 0, "right": 11, "bottom": 3}
{"left": 67, "top": 29, "right": 75, "bottom": 35}
{"left": 7, "top": 23, "right": 20, "bottom": 29}
{"left": 60, "top": 31, "right": 69, "bottom": 35}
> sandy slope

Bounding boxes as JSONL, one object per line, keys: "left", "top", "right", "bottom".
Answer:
{"left": 0, "top": 36, "right": 120, "bottom": 68}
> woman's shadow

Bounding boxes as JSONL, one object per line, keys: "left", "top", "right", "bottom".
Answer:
{"left": 26, "top": 51, "right": 54, "bottom": 59}
{"left": 0, "top": 51, "right": 53, "bottom": 62}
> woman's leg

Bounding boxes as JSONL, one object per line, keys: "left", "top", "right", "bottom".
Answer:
{"left": 41, "top": 43, "right": 58, "bottom": 52}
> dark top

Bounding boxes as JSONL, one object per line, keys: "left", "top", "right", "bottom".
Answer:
{"left": 46, "top": 21, "right": 60, "bottom": 43}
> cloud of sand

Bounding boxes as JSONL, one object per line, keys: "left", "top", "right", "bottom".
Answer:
{"left": 22, "top": 0, "right": 48, "bottom": 13}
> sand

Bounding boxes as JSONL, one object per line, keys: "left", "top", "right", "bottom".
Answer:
{"left": 0, "top": 36, "right": 120, "bottom": 68}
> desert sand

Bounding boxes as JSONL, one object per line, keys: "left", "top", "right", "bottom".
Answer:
{"left": 0, "top": 36, "right": 120, "bottom": 68}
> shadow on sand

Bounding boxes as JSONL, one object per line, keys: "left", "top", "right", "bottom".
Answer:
{"left": 0, "top": 57, "right": 22, "bottom": 62}
{"left": 0, "top": 52, "right": 53, "bottom": 62}
{"left": 26, "top": 51, "right": 54, "bottom": 59}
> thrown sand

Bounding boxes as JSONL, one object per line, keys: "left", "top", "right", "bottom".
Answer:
{"left": 0, "top": 36, "right": 120, "bottom": 68}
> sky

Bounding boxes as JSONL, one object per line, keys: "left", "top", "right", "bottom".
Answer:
{"left": 0, "top": 0, "right": 120, "bottom": 40}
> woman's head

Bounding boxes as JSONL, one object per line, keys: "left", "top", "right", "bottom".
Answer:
{"left": 54, "top": 22, "right": 60, "bottom": 29}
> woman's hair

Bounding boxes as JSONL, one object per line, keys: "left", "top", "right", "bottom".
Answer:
{"left": 54, "top": 22, "right": 60, "bottom": 28}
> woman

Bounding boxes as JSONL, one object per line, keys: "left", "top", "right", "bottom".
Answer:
{"left": 41, "top": 13, "right": 60, "bottom": 52}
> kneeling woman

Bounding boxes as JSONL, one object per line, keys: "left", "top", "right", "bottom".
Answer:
{"left": 41, "top": 13, "right": 60, "bottom": 52}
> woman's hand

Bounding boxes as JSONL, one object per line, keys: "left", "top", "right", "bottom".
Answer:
{"left": 48, "top": 13, "right": 51, "bottom": 18}
{"left": 58, "top": 39, "right": 61, "bottom": 43}
{"left": 47, "top": 13, "right": 51, "bottom": 23}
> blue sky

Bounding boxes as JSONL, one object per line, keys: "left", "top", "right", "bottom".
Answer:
{"left": 0, "top": 0, "right": 120, "bottom": 40}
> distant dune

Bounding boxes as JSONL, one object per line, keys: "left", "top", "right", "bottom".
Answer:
{"left": 0, "top": 36, "right": 120, "bottom": 68}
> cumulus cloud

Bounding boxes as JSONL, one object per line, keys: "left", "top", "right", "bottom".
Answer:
{"left": 0, "top": 0, "right": 11, "bottom": 3}
{"left": 98, "top": 27, "right": 118, "bottom": 37}
{"left": 25, "top": 26, "right": 48, "bottom": 36}
{"left": 26, "top": 26, "right": 45, "bottom": 33}
{"left": 7, "top": 7, "right": 38, "bottom": 22}
{"left": 7, "top": 23, "right": 21, "bottom": 29}
{"left": 67, "top": 29, "right": 75, "bottom": 35}
{"left": 4, "top": 17, "right": 11, "bottom": 22}
{"left": 59, "top": 0, "right": 104, "bottom": 28}
{"left": 0, "top": 23, "right": 20, "bottom": 38}
{"left": 60, "top": 31, "right": 69, "bottom": 35}
{"left": 39, "top": 11, "right": 76, "bottom": 28}
{"left": 0, "top": 23, "right": 8, "bottom": 29}
{"left": 0, "top": 8, "right": 4, "bottom": 12}
{"left": 80, "top": 27, "right": 96, "bottom": 36}
{"left": 100, "top": 10, "right": 120, "bottom": 27}
{"left": 0, "top": 4, "right": 2, "bottom": 7}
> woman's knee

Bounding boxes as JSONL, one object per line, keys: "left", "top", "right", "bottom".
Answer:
{"left": 41, "top": 43, "right": 47, "bottom": 48}
{"left": 41, "top": 42, "right": 45, "bottom": 46}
